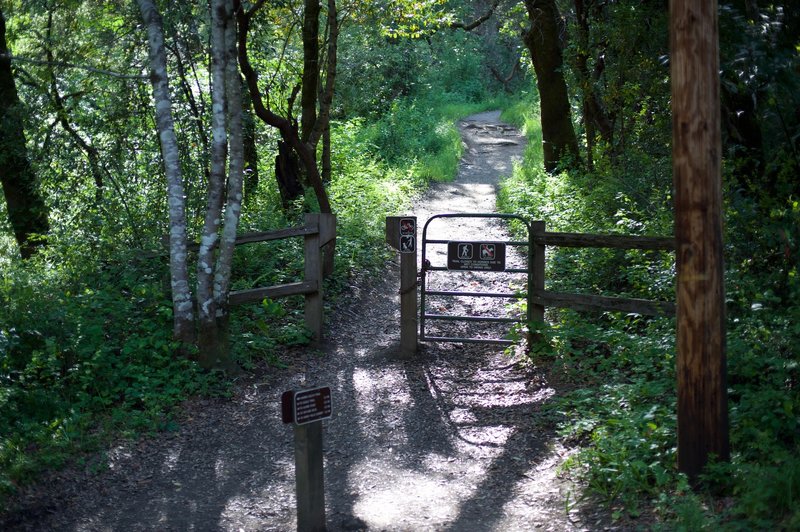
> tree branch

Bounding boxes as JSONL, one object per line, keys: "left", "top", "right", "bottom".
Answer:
{"left": 234, "top": 0, "right": 332, "bottom": 214}
{"left": 0, "top": 53, "right": 147, "bottom": 80}
{"left": 450, "top": 0, "right": 500, "bottom": 31}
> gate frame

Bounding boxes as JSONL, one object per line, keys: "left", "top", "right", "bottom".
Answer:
{"left": 419, "top": 213, "right": 540, "bottom": 346}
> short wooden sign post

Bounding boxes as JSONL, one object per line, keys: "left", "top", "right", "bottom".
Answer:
{"left": 386, "top": 216, "right": 418, "bottom": 358}
{"left": 282, "top": 386, "right": 332, "bottom": 531}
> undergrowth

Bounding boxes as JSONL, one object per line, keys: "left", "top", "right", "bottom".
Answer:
{"left": 498, "top": 106, "right": 800, "bottom": 529}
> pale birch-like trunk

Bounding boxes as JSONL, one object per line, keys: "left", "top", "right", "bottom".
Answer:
{"left": 193, "top": 0, "right": 245, "bottom": 368}
{"left": 213, "top": 0, "right": 244, "bottom": 311}
{"left": 137, "top": 0, "right": 194, "bottom": 345}
{"left": 196, "top": 0, "right": 230, "bottom": 365}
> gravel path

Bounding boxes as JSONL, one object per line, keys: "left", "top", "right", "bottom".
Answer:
{"left": 2, "top": 111, "right": 620, "bottom": 531}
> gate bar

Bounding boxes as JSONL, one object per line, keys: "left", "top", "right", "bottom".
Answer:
{"left": 425, "top": 266, "right": 529, "bottom": 274}
{"left": 424, "top": 314, "right": 523, "bottom": 323}
{"left": 425, "top": 290, "right": 524, "bottom": 298}
{"left": 424, "top": 336, "right": 515, "bottom": 346}
{"left": 425, "top": 239, "right": 530, "bottom": 246}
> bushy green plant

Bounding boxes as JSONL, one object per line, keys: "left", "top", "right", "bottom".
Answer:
{"left": 499, "top": 90, "right": 799, "bottom": 529}
{"left": 0, "top": 252, "right": 227, "bottom": 499}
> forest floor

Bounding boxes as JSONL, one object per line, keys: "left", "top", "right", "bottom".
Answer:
{"left": 2, "top": 111, "right": 640, "bottom": 531}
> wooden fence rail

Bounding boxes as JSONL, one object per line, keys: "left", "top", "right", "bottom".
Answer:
{"left": 531, "top": 222, "right": 675, "bottom": 317}
{"left": 227, "top": 213, "right": 336, "bottom": 342}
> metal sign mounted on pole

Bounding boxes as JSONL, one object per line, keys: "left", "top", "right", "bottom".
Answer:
{"left": 281, "top": 386, "right": 332, "bottom": 532}
{"left": 447, "top": 241, "right": 507, "bottom": 271}
{"left": 386, "top": 216, "right": 418, "bottom": 357}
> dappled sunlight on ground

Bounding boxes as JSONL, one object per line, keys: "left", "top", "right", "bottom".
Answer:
{"left": 350, "top": 458, "right": 472, "bottom": 527}
{"left": 0, "top": 111, "right": 611, "bottom": 532}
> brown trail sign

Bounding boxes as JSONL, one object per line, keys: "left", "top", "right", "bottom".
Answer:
{"left": 447, "top": 241, "right": 507, "bottom": 271}
{"left": 282, "top": 386, "right": 332, "bottom": 531}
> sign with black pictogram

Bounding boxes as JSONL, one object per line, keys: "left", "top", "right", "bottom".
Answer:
{"left": 400, "top": 218, "right": 415, "bottom": 235}
{"left": 400, "top": 235, "right": 415, "bottom": 253}
{"left": 399, "top": 218, "right": 415, "bottom": 253}
{"left": 282, "top": 386, "right": 332, "bottom": 425}
{"left": 447, "top": 241, "right": 506, "bottom": 271}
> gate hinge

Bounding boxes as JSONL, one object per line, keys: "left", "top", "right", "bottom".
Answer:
{"left": 419, "top": 259, "right": 431, "bottom": 276}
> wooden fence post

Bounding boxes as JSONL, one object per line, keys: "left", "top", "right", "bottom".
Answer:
{"left": 385, "top": 216, "right": 418, "bottom": 358}
{"left": 318, "top": 213, "right": 337, "bottom": 279}
{"left": 530, "top": 221, "right": 546, "bottom": 342}
{"left": 671, "top": 0, "right": 729, "bottom": 479}
{"left": 304, "top": 213, "right": 325, "bottom": 343}
{"left": 399, "top": 239, "right": 418, "bottom": 358}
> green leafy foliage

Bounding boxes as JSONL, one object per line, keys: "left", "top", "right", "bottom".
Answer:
{"left": 0, "top": 253, "right": 227, "bottom": 497}
{"left": 0, "top": 0, "right": 515, "bottom": 499}
{"left": 500, "top": 71, "right": 799, "bottom": 529}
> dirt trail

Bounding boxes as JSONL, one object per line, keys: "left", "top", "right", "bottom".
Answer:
{"left": 2, "top": 111, "right": 617, "bottom": 531}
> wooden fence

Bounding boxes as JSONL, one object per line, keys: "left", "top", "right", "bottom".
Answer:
{"left": 226, "top": 213, "right": 336, "bottom": 342}
{"left": 529, "top": 221, "right": 675, "bottom": 320}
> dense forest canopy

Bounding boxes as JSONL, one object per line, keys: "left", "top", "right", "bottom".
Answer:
{"left": 1, "top": 0, "right": 798, "bottom": 528}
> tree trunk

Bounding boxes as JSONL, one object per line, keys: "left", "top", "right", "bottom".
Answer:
{"left": 301, "top": 0, "right": 321, "bottom": 144}
{"left": 322, "top": 123, "right": 331, "bottom": 183}
{"left": 721, "top": 81, "right": 765, "bottom": 194}
{"left": 194, "top": 0, "right": 246, "bottom": 370}
{"left": 522, "top": 0, "right": 580, "bottom": 172}
{"left": 275, "top": 140, "right": 304, "bottom": 207}
{"left": 242, "top": 77, "right": 259, "bottom": 199}
{"left": 573, "top": 0, "right": 613, "bottom": 170}
{"left": 44, "top": 11, "right": 104, "bottom": 205}
{"left": 0, "top": 8, "right": 49, "bottom": 259}
{"left": 137, "top": 0, "right": 194, "bottom": 345}
{"left": 235, "top": 0, "right": 333, "bottom": 215}
{"left": 196, "top": 0, "right": 231, "bottom": 367}
{"left": 214, "top": 0, "right": 245, "bottom": 315}
{"left": 173, "top": 33, "right": 211, "bottom": 185}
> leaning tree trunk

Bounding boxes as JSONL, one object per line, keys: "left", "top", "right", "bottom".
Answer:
{"left": 0, "top": 8, "right": 49, "bottom": 259}
{"left": 235, "top": 0, "right": 334, "bottom": 216}
{"left": 522, "top": 0, "right": 581, "bottom": 172}
{"left": 137, "top": 0, "right": 194, "bottom": 345}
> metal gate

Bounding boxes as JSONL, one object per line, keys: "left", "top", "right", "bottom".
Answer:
{"left": 419, "top": 213, "right": 532, "bottom": 346}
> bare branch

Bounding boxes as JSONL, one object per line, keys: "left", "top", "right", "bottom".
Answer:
{"left": 450, "top": 0, "right": 500, "bottom": 31}
{"left": 0, "top": 52, "right": 147, "bottom": 80}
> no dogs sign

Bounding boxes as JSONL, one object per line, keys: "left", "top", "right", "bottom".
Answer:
{"left": 447, "top": 241, "right": 506, "bottom": 271}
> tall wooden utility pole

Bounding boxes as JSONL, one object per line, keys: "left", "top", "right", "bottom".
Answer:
{"left": 670, "top": 0, "right": 730, "bottom": 479}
